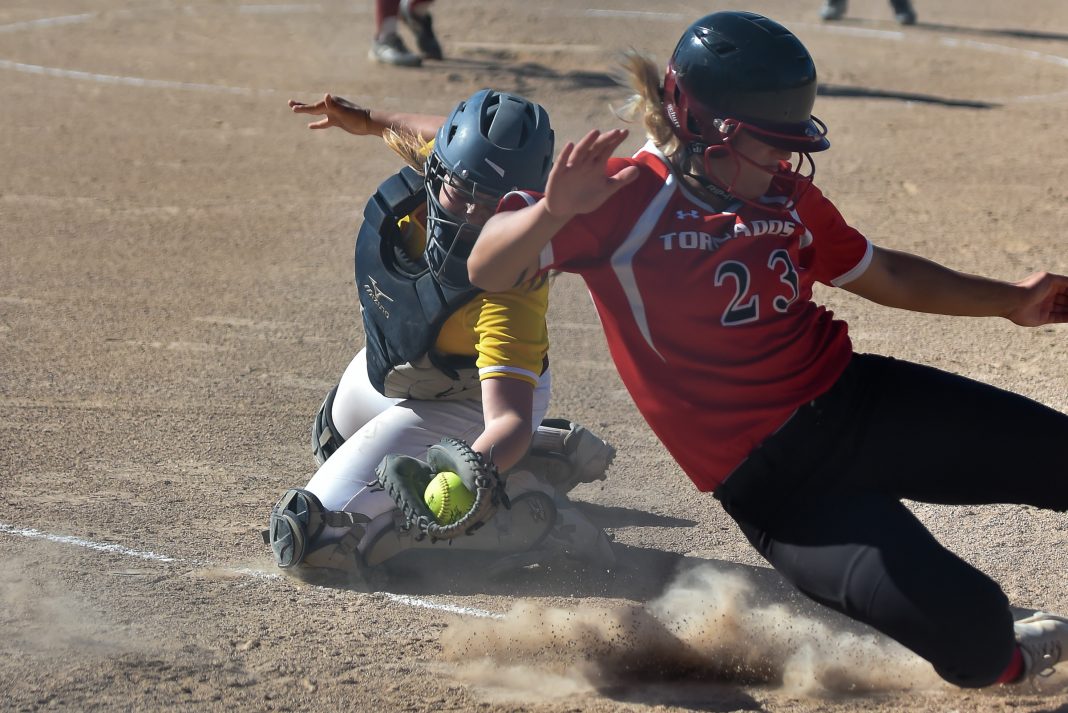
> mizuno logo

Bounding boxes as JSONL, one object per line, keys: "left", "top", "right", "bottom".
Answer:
{"left": 363, "top": 276, "right": 394, "bottom": 318}
{"left": 484, "top": 158, "right": 506, "bottom": 177}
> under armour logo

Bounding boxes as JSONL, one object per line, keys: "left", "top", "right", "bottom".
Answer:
{"left": 676, "top": 209, "right": 700, "bottom": 220}
{"left": 363, "top": 276, "right": 394, "bottom": 318}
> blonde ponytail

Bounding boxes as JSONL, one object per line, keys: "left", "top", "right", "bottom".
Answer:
{"left": 614, "top": 50, "right": 682, "bottom": 160}
{"left": 383, "top": 127, "right": 432, "bottom": 173}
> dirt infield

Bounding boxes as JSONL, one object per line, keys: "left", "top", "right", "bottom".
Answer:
{"left": 2, "top": 0, "right": 1067, "bottom": 711}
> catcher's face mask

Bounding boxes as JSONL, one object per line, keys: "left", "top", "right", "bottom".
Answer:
{"left": 423, "top": 151, "right": 504, "bottom": 288}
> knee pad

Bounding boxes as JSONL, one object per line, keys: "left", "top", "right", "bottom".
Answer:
{"left": 311, "top": 385, "right": 345, "bottom": 466}
{"left": 512, "top": 418, "right": 616, "bottom": 493}
{"left": 263, "top": 488, "right": 371, "bottom": 576}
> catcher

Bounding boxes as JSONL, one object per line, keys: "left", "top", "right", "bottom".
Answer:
{"left": 263, "top": 89, "right": 616, "bottom": 583}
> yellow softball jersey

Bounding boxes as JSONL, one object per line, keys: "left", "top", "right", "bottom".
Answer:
{"left": 397, "top": 214, "right": 549, "bottom": 388}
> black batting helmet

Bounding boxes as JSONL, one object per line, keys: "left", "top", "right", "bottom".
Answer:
{"left": 662, "top": 11, "right": 829, "bottom": 153}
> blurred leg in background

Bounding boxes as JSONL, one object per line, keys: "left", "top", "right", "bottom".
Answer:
{"left": 401, "top": 0, "right": 443, "bottom": 60}
{"left": 370, "top": 0, "right": 422, "bottom": 66}
{"left": 820, "top": 0, "right": 917, "bottom": 25}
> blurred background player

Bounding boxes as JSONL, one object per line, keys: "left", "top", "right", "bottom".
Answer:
{"left": 370, "top": 0, "right": 443, "bottom": 67}
{"left": 820, "top": 0, "right": 917, "bottom": 25}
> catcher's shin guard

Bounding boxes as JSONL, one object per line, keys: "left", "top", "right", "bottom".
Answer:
{"left": 311, "top": 385, "right": 345, "bottom": 466}
{"left": 512, "top": 418, "right": 615, "bottom": 493}
{"left": 263, "top": 488, "right": 371, "bottom": 575}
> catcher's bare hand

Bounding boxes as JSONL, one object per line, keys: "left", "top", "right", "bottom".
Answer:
{"left": 288, "top": 93, "right": 373, "bottom": 135}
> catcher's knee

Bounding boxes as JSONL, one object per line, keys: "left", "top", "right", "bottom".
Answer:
{"left": 263, "top": 488, "right": 370, "bottom": 577}
{"left": 513, "top": 418, "right": 616, "bottom": 493}
{"left": 311, "top": 385, "right": 345, "bottom": 466}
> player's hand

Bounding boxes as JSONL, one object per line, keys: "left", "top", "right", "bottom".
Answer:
{"left": 543, "top": 129, "right": 640, "bottom": 219}
{"left": 1006, "top": 272, "right": 1068, "bottom": 327}
{"left": 288, "top": 93, "right": 373, "bottom": 135}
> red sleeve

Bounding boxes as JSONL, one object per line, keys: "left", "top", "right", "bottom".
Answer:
{"left": 795, "top": 184, "right": 873, "bottom": 287}
{"left": 496, "top": 158, "right": 645, "bottom": 272}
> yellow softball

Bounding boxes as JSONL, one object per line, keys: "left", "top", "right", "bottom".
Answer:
{"left": 423, "top": 471, "right": 476, "bottom": 525}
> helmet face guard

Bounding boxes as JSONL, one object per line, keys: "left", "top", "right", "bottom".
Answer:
{"left": 424, "top": 146, "right": 511, "bottom": 209}
{"left": 688, "top": 115, "right": 824, "bottom": 211}
{"left": 424, "top": 151, "right": 500, "bottom": 287}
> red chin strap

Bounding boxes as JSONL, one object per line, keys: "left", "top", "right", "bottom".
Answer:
{"left": 693, "top": 119, "right": 819, "bottom": 213}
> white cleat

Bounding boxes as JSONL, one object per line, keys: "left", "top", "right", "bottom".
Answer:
{"left": 1014, "top": 612, "right": 1068, "bottom": 680}
{"left": 819, "top": 0, "right": 847, "bottom": 21}
{"left": 369, "top": 32, "right": 422, "bottom": 67}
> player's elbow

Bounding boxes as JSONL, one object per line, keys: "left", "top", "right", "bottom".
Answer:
{"left": 467, "top": 247, "right": 510, "bottom": 292}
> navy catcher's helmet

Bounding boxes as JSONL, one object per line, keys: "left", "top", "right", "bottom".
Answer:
{"left": 662, "top": 11, "right": 829, "bottom": 153}
{"left": 424, "top": 90, "right": 554, "bottom": 286}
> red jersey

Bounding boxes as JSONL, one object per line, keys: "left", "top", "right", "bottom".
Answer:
{"left": 499, "top": 143, "right": 872, "bottom": 490}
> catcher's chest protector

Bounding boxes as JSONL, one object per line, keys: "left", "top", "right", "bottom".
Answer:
{"left": 355, "top": 167, "right": 481, "bottom": 396}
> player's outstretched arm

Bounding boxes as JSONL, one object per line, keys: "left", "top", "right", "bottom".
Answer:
{"left": 843, "top": 246, "right": 1068, "bottom": 326}
{"left": 287, "top": 93, "right": 443, "bottom": 140}
{"left": 469, "top": 129, "right": 640, "bottom": 292}
{"left": 471, "top": 377, "right": 535, "bottom": 472}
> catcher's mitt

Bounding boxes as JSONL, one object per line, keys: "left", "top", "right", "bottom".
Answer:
{"left": 375, "top": 437, "right": 510, "bottom": 541}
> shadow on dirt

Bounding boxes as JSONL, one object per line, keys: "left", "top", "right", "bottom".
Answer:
{"left": 596, "top": 680, "right": 764, "bottom": 712}
{"left": 429, "top": 56, "right": 620, "bottom": 92}
{"left": 818, "top": 83, "right": 1000, "bottom": 109}
{"left": 376, "top": 543, "right": 872, "bottom": 636}
{"left": 912, "top": 22, "right": 1068, "bottom": 44}
{"left": 577, "top": 501, "right": 698, "bottom": 529}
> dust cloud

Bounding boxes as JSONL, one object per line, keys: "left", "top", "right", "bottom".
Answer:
{"left": 441, "top": 564, "right": 945, "bottom": 700}
{"left": 0, "top": 558, "right": 140, "bottom": 657}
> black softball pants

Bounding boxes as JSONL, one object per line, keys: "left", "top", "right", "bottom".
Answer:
{"left": 714, "top": 353, "right": 1068, "bottom": 687}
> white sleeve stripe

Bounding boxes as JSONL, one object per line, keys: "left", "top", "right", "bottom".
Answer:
{"left": 502, "top": 190, "right": 538, "bottom": 207}
{"left": 830, "top": 239, "right": 874, "bottom": 287}
{"left": 609, "top": 172, "right": 676, "bottom": 362}
{"left": 787, "top": 206, "right": 814, "bottom": 249}
{"left": 479, "top": 365, "right": 540, "bottom": 381}
{"left": 539, "top": 242, "right": 554, "bottom": 271}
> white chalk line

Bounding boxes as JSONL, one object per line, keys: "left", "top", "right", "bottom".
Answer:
{"left": 238, "top": 3, "right": 324, "bottom": 13}
{"left": 941, "top": 36, "right": 1068, "bottom": 68}
{"left": 376, "top": 593, "right": 504, "bottom": 619}
{"left": 0, "top": 522, "right": 176, "bottom": 562}
{"left": 0, "top": 521, "right": 502, "bottom": 620}
{"left": 2, "top": 6, "right": 1067, "bottom": 103}
{"left": 578, "top": 9, "right": 686, "bottom": 20}
{"left": 0, "top": 13, "right": 95, "bottom": 33}
{"left": 0, "top": 59, "right": 266, "bottom": 95}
